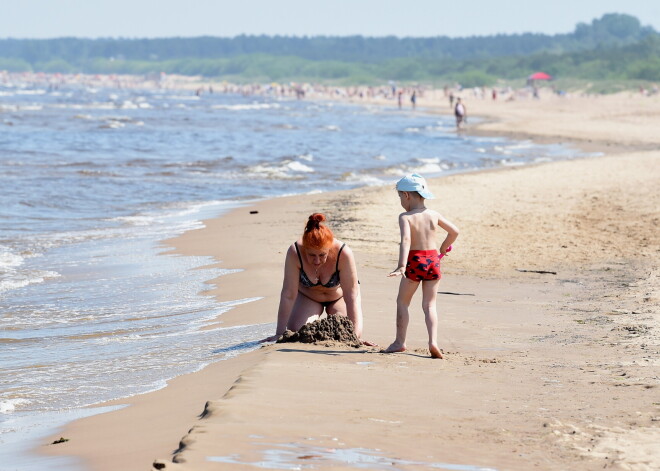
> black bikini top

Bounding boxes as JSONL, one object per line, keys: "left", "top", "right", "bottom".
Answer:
{"left": 294, "top": 242, "right": 345, "bottom": 288}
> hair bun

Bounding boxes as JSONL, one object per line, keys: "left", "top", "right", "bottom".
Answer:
{"left": 310, "top": 213, "right": 326, "bottom": 223}
{"left": 302, "top": 213, "right": 334, "bottom": 248}
{"left": 305, "top": 213, "right": 326, "bottom": 232}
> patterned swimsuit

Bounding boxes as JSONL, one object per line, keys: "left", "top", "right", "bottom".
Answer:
{"left": 405, "top": 249, "right": 442, "bottom": 281}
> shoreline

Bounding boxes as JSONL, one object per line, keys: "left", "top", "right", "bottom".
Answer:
{"left": 41, "top": 89, "right": 659, "bottom": 470}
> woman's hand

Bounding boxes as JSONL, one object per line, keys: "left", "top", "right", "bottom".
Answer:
{"left": 260, "top": 334, "right": 282, "bottom": 343}
{"left": 388, "top": 266, "right": 405, "bottom": 277}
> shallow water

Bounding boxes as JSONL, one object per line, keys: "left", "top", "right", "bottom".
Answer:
{"left": 208, "top": 440, "right": 499, "bottom": 470}
{"left": 0, "top": 81, "right": 584, "bottom": 468}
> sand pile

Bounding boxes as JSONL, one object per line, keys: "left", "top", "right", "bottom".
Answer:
{"left": 277, "top": 314, "right": 361, "bottom": 347}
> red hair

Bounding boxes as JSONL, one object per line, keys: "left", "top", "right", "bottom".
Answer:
{"left": 302, "top": 213, "right": 334, "bottom": 249}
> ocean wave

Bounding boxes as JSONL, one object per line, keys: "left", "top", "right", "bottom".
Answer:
{"left": 212, "top": 103, "right": 281, "bottom": 111}
{"left": 0, "top": 398, "right": 31, "bottom": 414}
{"left": 99, "top": 121, "right": 125, "bottom": 129}
{"left": 500, "top": 159, "right": 526, "bottom": 166}
{"left": 50, "top": 103, "right": 117, "bottom": 110}
{"left": 245, "top": 158, "right": 314, "bottom": 180}
{"left": 16, "top": 90, "right": 46, "bottom": 96}
{"left": 339, "top": 172, "right": 384, "bottom": 185}
{"left": 0, "top": 270, "right": 61, "bottom": 293}
{"left": 162, "top": 156, "right": 235, "bottom": 171}
{"left": 0, "top": 247, "right": 24, "bottom": 269}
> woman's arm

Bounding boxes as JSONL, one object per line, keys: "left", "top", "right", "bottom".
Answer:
{"left": 338, "top": 245, "right": 363, "bottom": 338}
{"left": 389, "top": 213, "right": 411, "bottom": 276}
{"left": 437, "top": 213, "right": 459, "bottom": 254}
{"left": 262, "top": 245, "right": 299, "bottom": 342}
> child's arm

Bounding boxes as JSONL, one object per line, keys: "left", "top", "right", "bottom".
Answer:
{"left": 437, "top": 213, "right": 459, "bottom": 255}
{"left": 388, "top": 213, "right": 411, "bottom": 277}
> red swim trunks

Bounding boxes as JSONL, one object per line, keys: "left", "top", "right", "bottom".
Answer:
{"left": 405, "top": 250, "right": 441, "bottom": 281}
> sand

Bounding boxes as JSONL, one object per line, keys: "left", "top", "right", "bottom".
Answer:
{"left": 43, "top": 89, "right": 659, "bottom": 471}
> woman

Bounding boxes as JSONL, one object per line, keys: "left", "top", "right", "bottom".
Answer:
{"left": 263, "top": 213, "right": 370, "bottom": 343}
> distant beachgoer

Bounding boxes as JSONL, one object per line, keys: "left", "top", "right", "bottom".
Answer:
{"left": 454, "top": 98, "right": 466, "bottom": 129}
{"left": 262, "top": 213, "right": 374, "bottom": 345}
{"left": 398, "top": 90, "right": 403, "bottom": 109}
{"left": 449, "top": 92, "right": 455, "bottom": 109}
{"left": 383, "top": 174, "right": 459, "bottom": 359}
{"left": 410, "top": 90, "right": 417, "bottom": 110}
{"left": 492, "top": 88, "right": 497, "bottom": 100}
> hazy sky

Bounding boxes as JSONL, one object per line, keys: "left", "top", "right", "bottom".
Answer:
{"left": 2, "top": 0, "right": 659, "bottom": 39}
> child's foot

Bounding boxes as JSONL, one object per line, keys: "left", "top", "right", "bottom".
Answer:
{"left": 381, "top": 342, "right": 406, "bottom": 353}
{"left": 429, "top": 344, "right": 444, "bottom": 359}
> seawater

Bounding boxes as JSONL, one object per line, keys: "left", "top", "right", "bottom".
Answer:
{"left": 0, "top": 82, "right": 581, "bottom": 469}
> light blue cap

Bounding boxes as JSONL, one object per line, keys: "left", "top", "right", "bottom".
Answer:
{"left": 396, "top": 173, "right": 435, "bottom": 199}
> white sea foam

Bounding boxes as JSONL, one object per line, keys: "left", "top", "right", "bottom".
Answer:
{"left": 99, "top": 121, "right": 125, "bottom": 129}
{"left": 285, "top": 161, "right": 314, "bottom": 173}
{"left": 500, "top": 159, "right": 526, "bottom": 166}
{"left": 415, "top": 157, "right": 440, "bottom": 164}
{"left": 0, "top": 270, "right": 61, "bottom": 293}
{"left": 339, "top": 172, "right": 384, "bottom": 185}
{"left": 20, "top": 105, "right": 44, "bottom": 111}
{"left": 16, "top": 90, "right": 46, "bottom": 96}
{"left": 246, "top": 158, "right": 314, "bottom": 179}
{"left": 0, "top": 248, "right": 24, "bottom": 269}
{"left": 212, "top": 103, "right": 281, "bottom": 111}
{"left": 0, "top": 398, "right": 31, "bottom": 414}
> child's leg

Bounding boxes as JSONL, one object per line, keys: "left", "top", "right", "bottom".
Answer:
{"left": 421, "top": 279, "right": 443, "bottom": 358}
{"left": 382, "top": 277, "right": 419, "bottom": 353}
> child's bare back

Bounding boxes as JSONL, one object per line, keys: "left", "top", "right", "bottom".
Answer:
{"left": 400, "top": 208, "right": 441, "bottom": 251}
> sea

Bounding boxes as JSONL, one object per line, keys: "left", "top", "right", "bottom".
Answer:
{"left": 0, "top": 81, "right": 584, "bottom": 469}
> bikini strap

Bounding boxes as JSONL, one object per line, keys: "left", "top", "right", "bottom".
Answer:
{"left": 294, "top": 242, "right": 304, "bottom": 267}
{"left": 335, "top": 243, "right": 346, "bottom": 271}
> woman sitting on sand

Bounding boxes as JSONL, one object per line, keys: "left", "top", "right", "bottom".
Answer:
{"left": 263, "top": 213, "right": 372, "bottom": 344}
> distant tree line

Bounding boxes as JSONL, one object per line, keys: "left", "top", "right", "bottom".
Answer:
{"left": 0, "top": 13, "right": 658, "bottom": 86}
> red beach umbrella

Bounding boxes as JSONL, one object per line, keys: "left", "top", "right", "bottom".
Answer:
{"left": 528, "top": 72, "right": 553, "bottom": 81}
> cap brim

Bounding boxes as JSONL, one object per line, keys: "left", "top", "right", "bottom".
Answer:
{"left": 418, "top": 190, "right": 435, "bottom": 199}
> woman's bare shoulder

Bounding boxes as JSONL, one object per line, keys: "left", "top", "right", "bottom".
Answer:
{"left": 286, "top": 241, "right": 301, "bottom": 256}
{"left": 336, "top": 240, "right": 355, "bottom": 258}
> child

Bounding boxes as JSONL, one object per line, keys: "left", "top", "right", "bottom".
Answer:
{"left": 384, "top": 173, "right": 459, "bottom": 358}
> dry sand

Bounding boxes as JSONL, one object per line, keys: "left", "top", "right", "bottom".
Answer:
{"left": 44, "top": 90, "right": 659, "bottom": 470}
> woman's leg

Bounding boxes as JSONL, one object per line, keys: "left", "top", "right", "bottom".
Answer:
{"left": 287, "top": 292, "right": 324, "bottom": 331}
{"left": 325, "top": 296, "right": 347, "bottom": 317}
{"left": 421, "top": 279, "right": 443, "bottom": 358}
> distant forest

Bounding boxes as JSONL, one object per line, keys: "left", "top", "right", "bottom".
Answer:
{"left": 1, "top": 13, "right": 659, "bottom": 87}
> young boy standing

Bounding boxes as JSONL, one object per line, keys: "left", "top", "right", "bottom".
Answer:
{"left": 385, "top": 173, "right": 459, "bottom": 358}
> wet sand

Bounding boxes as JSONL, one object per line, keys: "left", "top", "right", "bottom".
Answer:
{"left": 43, "top": 90, "right": 659, "bottom": 470}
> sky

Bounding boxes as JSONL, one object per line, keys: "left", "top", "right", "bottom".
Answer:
{"left": 1, "top": 0, "right": 659, "bottom": 39}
